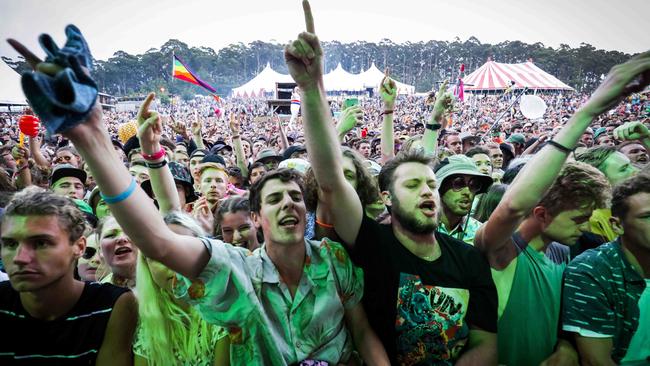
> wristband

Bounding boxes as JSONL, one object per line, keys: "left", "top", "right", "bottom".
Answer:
{"left": 142, "top": 147, "right": 166, "bottom": 161}
{"left": 316, "top": 219, "right": 334, "bottom": 229}
{"left": 100, "top": 178, "right": 137, "bottom": 204}
{"left": 232, "top": 135, "right": 240, "bottom": 139}
{"left": 426, "top": 123, "right": 442, "bottom": 131}
{"left": 546, "top": 140, "right": 573, "bottom": 154}
{"left": 381, "top": 110, "right": 394, "bottom": 116}
{"left": 145, "top": 159, "right": 168, "bottom": 169}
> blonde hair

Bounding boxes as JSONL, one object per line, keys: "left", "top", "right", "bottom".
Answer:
{"left": 134, "top": 213, "right": 220, "bottom": 365}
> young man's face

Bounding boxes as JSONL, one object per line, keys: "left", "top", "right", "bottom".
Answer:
{"left": 542, "top": 206, "right": 593, "bottom": 246}
{"left": 388, "top": 162, "right": 439, "bottom": 234}
{"left": 602, "top": 152, "right": 639, "bottom": 186}
{"left": 580, "top": 133, "right": 594, "bottom": 147}
{"left": 619, "top": 143, "right": 648, "bottom": 165}
{"left": 357, "top": 143, "right": 371, "bottom": 158}
{"left": 445, "top": 135, "right": 462, "bottom": 155}
{"left": 189, "top": 154, "right": 205, "bottom": 177}
{"left": 199, "top": 168, "right": 228, "bottom": 205}
{"left": 619, "top": 192, "right": 650, "bottom": 251}
{"left": 174, "top": 152, "right": 189, "bottom": 167}
{"left": 128, "top": 164, "right": 150, "bottom": 184}
{"left": 471, "top": 153, "right": 493, "bottom": 175}
{"left": 342, "top": 156, "right": 358, "bottom": 190}
{"left": 488, "top": 148, "right": 504, "bottom": 170}
{"left": 253, "top": 179, "right": 306, "bottom": 246}
{"left": 221, "top": 210, "right": 258, "bottom": 249}
{"left": 596, "top": 135, "right": 615, "bottom": 147}
{"left": 440, "top": 175, "right": 478, "bottom": 217}
{"left": 1, "top": 215, "right": 83, "bottom": 292}
{"left": 51, "top": 177, "right": 85, "bottom": 200}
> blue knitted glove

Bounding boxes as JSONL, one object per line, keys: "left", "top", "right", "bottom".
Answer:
{"left": 20, "top": 25, "right": 98, "bottom": 135}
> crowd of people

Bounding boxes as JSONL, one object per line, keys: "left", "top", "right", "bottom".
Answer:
{"left": 0, "top": 2, "right": 649, "bottom": 365}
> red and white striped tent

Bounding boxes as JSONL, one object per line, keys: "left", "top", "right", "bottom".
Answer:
{"left": 463, "top": 60, "right": 574, "bottom": 92}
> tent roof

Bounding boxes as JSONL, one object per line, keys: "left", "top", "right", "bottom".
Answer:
{"left": 463, "top": 60, "right": 574, "bottom": 91}
{"left": 323, "top": 63, "right": 364, "bottom": 91}
{"left": 232, "top": 63, "right": 293, "bottom": 97}
{"left": 0, "top": 61, "right": 27, "bottom": 104}
{"left": 358, "top": 62, "right": 415, "bottom": 94}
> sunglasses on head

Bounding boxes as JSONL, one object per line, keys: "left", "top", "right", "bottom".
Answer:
{"left": 450, "top": 176, "right": 482, "bottom": 194}
{"left": 82, "top": 247, "right": 97, "bottom": 260}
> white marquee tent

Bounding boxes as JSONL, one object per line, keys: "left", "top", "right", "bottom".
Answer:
{"left": 231, "top": 63, "right": 293, "bottom": 97}
{"left": 0, "top": 61, "right": 27, "bottom": 105}
{"left": 357, "top": 63, "right": 415, "bottom": 94}
{"left": 323, "top": 63, "right": 364, "bottom": 92}
{"left": 231, "top": 62, "right": 416, "bottom": 97}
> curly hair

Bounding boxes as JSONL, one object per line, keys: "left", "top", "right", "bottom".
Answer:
{"left": 537, "top": 161, "right": 611, "bottom": 217}
{"left": 303, "top": 147, "right": 380, "bottom": 211}
{"left": 3, "top": 186, "right": 87, "bottom": 243}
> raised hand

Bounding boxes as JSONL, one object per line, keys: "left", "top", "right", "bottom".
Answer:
{"left": 380, "top": 68, "right": 397, "bottom": 109}
{"left": 229, "top": 113, "right": 241, "bottom": 135}
{"left": 432, "top": 79, "right": 455, "bottom": 126}
{"left": 613, "top": 121, "right": 650, "bottom": 141}
{"left": 136, "top": 93, "right": 162, "bottom": 153}
{"left": 192, "top": 197, "right": 215, "bottom": 235}
{"left": 12, "top": 145, "right": 30, "bottom": 165}
{"left": 169, "top": 115, "right": 188, "bottom": 138}
{"left": 581, "top": 51, "right": 650, "bottom": 118}
{"left": 337, "top": 106, "right": 363, "bottom": 136}
{"left": 284, "top": 0, "right": 323, "bottom": 91}
{"left": 191, "top": 111, "right": 203, "bottom": 136}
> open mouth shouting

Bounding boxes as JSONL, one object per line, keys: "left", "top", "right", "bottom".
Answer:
{"left": 278, "top": 215, "right": 300, "bottom": 229}
{"left": 114, "top": 246, "right": 133, "bottom": 258}
{"left": 419, "top": 200, "right": 437, "bottom": 217}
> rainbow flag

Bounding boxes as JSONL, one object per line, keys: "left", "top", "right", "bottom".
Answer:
{"left": 172, "top": 54, "right": 217, "bottom": 93}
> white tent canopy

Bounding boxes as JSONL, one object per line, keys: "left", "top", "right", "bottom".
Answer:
{"left": 231, "top": 61, "right": 416, "bottom": 97}
{"left": 0, "top": 62, "right": 27, "bottom": 105}
{"left": 231, "top": 63, "right": 293, "bottom": 97}
{"left": 358, "top": 63, "right": 415, "bottom": 94}
{"left": 323, "top": 63, "right": 364, "bottom": 92}
{"left": 463, "top": 60, "right": 574, "bottom": 92}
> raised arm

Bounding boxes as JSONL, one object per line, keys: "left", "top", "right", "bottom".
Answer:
{"left": 284, "top": 0, "right": 363, "bottom": 245}
{"left": 10, "top": 32, "right": 211, "bottom": 278}
{"left": 275, "top": 114, "right": 290, "bottom": 152}
{"left": 380, "top": 71, "right": 396, "bottom": 164}
{"left": 12, "top": 145, "right": 32, "bottom": 189}
{"left": 190, "top": 111, "right": 206, "bottom": 150}
{"left": 422, "top": 80, "right": 453, "bottom": 156}
{"left": 27, "top": 135, "right": 50, "bottom": 168}
{"left": 475, "top": 51, "right": 650, "bottom": 269}
{"left": 137, "top": 100, "right": 181, "bottom": 214}
{"left": 229, "top": 113, "right": 249, "bottom": 178}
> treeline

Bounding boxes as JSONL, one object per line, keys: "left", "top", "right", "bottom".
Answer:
{"left": 2, "top": 37, "right": 632, "bottom": 99}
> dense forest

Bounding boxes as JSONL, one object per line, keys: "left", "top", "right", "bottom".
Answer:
{"left": 2, "top": 37, "right": 632, "bottom": 99}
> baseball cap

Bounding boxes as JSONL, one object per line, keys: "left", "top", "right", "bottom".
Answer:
{"left": 282, "top": 145, "right": 307, "bottom": 160}
{"left": 50, "top": 164, "right": 87, "bottom": 187}
{"left": 255, "top": 148, "right": 282, "bottom": 164}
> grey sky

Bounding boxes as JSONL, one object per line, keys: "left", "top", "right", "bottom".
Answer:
{"left": 1, "top": 0, "right": 648, "bottom": 90}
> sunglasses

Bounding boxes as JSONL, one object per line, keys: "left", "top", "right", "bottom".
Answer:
{"left": 82, "top": 247, "right": 97, "bottom": 260}
{"left": 450, "top": 176, "right": 482, "bottom": 194}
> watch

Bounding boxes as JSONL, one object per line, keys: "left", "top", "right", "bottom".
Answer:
{"left": 426, "top": 123, "right": 442, "bottom": 131}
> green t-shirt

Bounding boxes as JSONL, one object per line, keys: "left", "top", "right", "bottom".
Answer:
{"left": 562, "top": 240, "right": 647, "bottom": 363}
{"left": 495, "top": 233, "right": 569, "bottom": 366}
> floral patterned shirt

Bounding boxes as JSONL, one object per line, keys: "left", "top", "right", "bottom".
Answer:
{"left": 173, "top": 237, "right": 364, "bottom": 366}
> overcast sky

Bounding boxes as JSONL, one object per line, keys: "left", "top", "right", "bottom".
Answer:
{"left": 1, "top": 0, "right": 648, "bottom": 94}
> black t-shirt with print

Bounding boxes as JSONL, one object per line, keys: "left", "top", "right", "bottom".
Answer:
{"left": 350, "top": 214, "right": 497, "bottom": 365}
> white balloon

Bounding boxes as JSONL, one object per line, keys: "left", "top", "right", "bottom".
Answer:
{"left": 520, "top": 95, "right": 547, "bottom": 120}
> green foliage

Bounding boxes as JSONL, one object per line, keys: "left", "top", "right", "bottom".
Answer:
{"left": 3, "top": 38, "right": 632, "bottom": 96}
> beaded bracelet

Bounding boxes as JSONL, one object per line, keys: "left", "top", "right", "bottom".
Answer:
{"left": 546, "top": 140, "right": 573, "bottom": 154}
{"left": 100, "top": 178, "right": 137, "bottom": 204}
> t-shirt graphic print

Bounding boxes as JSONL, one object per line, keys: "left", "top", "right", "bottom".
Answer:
{"left": 396, "top": 273, "right": 469, "bottom": 365}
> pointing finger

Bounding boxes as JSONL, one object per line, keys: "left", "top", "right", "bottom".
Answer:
{"left": 7, "top": 39, "right": 42, "bottom": 70}
{"left": 138, "top": 93, "right": 156, "bottom": 121}
{"left": 303, "top": 0, "right": 315, "bottom": 34}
